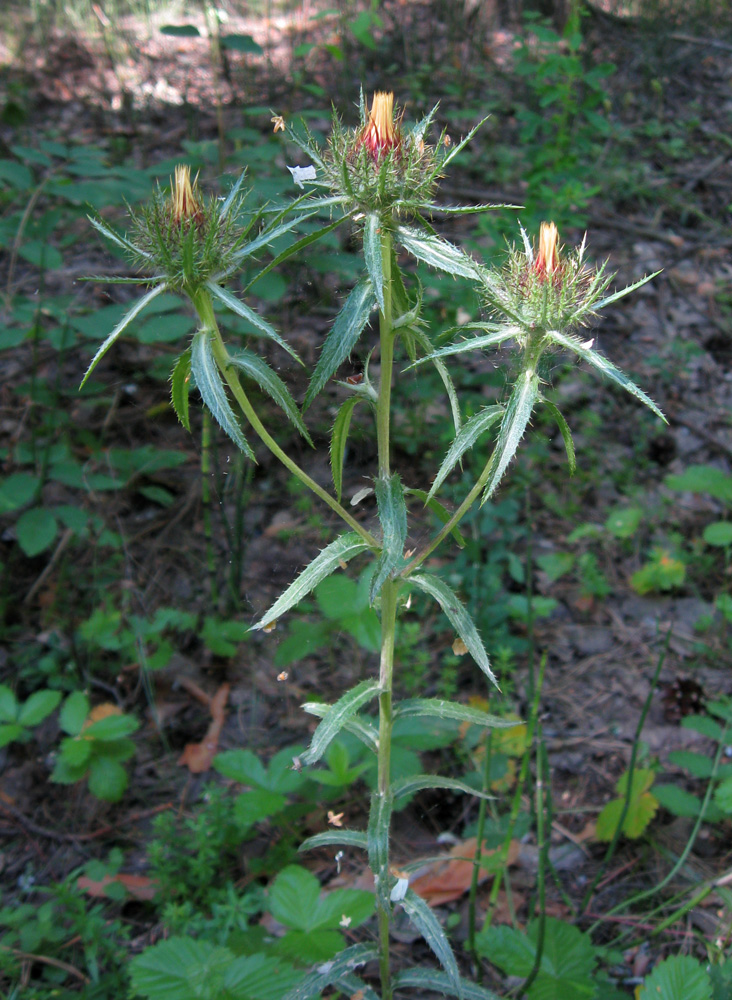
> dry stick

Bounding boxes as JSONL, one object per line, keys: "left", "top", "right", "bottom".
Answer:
{"left": 24, "top": 527, "right": 74, "bottom": 604}
{"left": 0, "top": 801, "right": 173, "bottom": 843}
{"left": 579, "top": 629, "right": 671, "bottom": 916}
{"left": 0, "top": 945, "right": 89, "bottom": 983}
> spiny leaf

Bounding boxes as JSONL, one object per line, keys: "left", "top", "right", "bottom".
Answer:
{"left": 393, "top": 968, "right": 502, "bottom": 999}
{"left": 251, "top": 533, "right": 371, "bottom": 630}
{"left": 170, "top": 348, "right": 192, "bottom": 431}
{"left": 363, "top": 213, "right": 385, "bottom": 313}
{"left": 190, "top": 329, "right": 254, "bottom": 459}
{"left": 481, "top": 370, "right": 539, "bottom": 504}
{"left": 410, "top": 326, "right": 462, "bottom": 438}
{"left": 391, "top": 774, "right": 493, "bottom": 802}
{"left": 371, "top": 474, "right": 408, "bottom": 603}
{"left": 428, "top": 405, "right": 504, "bottom": 500}
{"left": 81, "top": 283, "right": 168, "bottom": 387}
{"left": 547, "top": 327, "right": 666, "bottom": 422}
{"left": 396, "top": 225, "right": 479, "bottom": 280}
{"left": 227, "top": 349, "right": 312, "bottom": 443}
{"left": 205, "top": 280, "right": 302, "bottom": 364}
{"left": 408, "top": 574, "right": 496, "bottom": 687}
{"left": 401, "top": 889, "right": 462, "bottom": 999}
{"left": 299, "top": 829, "right": 368, "bottom": 852}
{"left": 395, "top": 698, "right": 514, "bottom": 729}
{"left": 304, "top": 278, "right": 376, "bottom": 409}
{"left": 301, "top": 680, "right": 381, "bottom": 766}
{"left": 542, "top": 398, "right": 576, "bottom": 474}
{"left": 330, "top": 396, "right": 363, "bottom": 502}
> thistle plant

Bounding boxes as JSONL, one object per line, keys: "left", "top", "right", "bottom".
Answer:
{"left": 85, "top": 92, "right": 664, "bottom": 1000}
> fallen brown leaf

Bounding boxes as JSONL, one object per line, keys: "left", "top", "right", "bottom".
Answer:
{"left": 77, "top": 873, "right": 157, "bottom": 901}
{"left": 178, "top": 683, "right": 230, "bottom": 773}
{"left": 410, "top": 837, "right": 520, "bottom": 906}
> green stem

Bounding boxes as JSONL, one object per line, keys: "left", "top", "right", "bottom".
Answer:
{"left": 402, "top": 451, "right": 495, "bottom": 578}
{"left": 376, "top": 232, "right": 394, "bottom": 478}
{"left": 374, "top": 228, "right": 396, "bottom": 1000}
{"left": 190, "top": 290, "right": 377, "bottom": 548}
{"left": 522, "top": 729, "right": 548, "bottom": 996}
{"left": 200, "top": 409, "right": 219, "bottom": 607}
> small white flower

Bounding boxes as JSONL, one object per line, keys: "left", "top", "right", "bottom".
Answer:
{"left": 390, "top": 877, "right": 409, "bottom": 902}
{"left": 287, "top": 164, "right": 317, "bottom": 188}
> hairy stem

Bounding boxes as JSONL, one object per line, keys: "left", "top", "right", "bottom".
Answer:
{"left": 375, "top": 228, "right": 396, "bottom": 1000}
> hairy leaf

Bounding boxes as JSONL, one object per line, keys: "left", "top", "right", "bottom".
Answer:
{"left": 429, "top": 406, "right": 503, "bottom": 500}
{"left": 170, "top": 348, "right": 192, "bottom": 431}
{"left": 227, "top": 348, "right": 312, "bottom": 443}
{"left": 481, "top": 370, "right": 540, "bottom": 504}
{"left": 371, "top": 473, "right": 408, "bottom": 602}
{"left": 301, "top": 680, "right": 381, "bottom": 766}
{"left": 191, "top": 329, "right": 254, "bottom": 459}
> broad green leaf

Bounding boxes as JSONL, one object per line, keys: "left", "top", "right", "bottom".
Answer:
{"left": 59, "top": 691, "right": 90, "bottom": 736}
{"left": 595, "top": 792, "right": 658, "bottom": 841}
{"left": 301, "top": 680, "right": 381, "bottom": 766}
{"left": 0, "top": 472, "right": 39, "bottom": 513}
{"left": 130, "top": 937, "right": 233, "bottom": 1000}
{"left": 396, "top": 224, "right": 478, "bottom": 279}
{"left": 714, "top": 776, "right": 732, "bottom": 814}
{"left": 225, "top": 953, "right": 304, "bottom": 1000}
{"left": 408, "top": 574, "right": 496, "bottom": 686}
{"left": 281, "top": 943, "right": 378, "bottom": 1000}
{"left": 664, "top": 465, "right": 732, "bottom": 503}
{"left": 547, "top": 327, "right": 666, "bottom": 422}
{"left": 84, "top": 713, "right": 139, "bottom": 741}
{"left": 405, "top": 488, "right": 466, "bottom": 548}
{"left": 227, "top": 349, "right": 312, "bottom": 443}
{"left": 370, "top": 473, "right": 407, "bottom": 602}
{"left": 16, "top": 506, "right": 58, "bottom": 556}
{"left": 391, "top": 773, "right": 494, "bottom": 802}
{"left": 476, "top": 918, "right": 597, "bottom": 1000}
{"left": 703, "top": 521, "right": 732, "bottom": 547}
{"left": 190, "top": 329, "right": 255, "bottom": 459}
{"left": 88, "top": 756, "right": 129, "bottom": 802}
{"left": 652, "top": 783, "right": 702, "bottom": 818}
{"left": 638, "top": 954, "right": 712, "bottom": 1000}
{"left": 299, "top": 829, "right": 369, "bottom": 852}
{"left": 59, "top": 736, "right": 93, "bottom": 768}
{"left": 80, "top": 283, "right": 167, "bottom": 387}
{"left": 401, "top": 889, "right": 462, "bottom": 998}
{"left": 310, "top": 886, "right": 375, "bottom": 932}
{"left": 604, "top": 505, "right": 643, "bottom": 540}
{"left": 682, "top": 714, "right": 723, "bottom": 741}
{"left": 0, "top": 685, "right": 18, "bottom": 722}
{"left": 205, "top": 281, "right": 302, "bottom": 364}
{"left": 17, "top": 689, "right": 62, "bottom": 727}
{"left": 330, "top": 396, "right": 362, "bottom": 502}
{"left": 393, "top": 969, "right": 502, "bottom": 999}
{"left": 160, "top": 23, "right": 200, "bottom": 36}
{"left": 304, "top": 279, "right": 375, "bottom": 409}
{"left": 428, "top": 406, "right": 503, "bottom": 500}
{"left": 170, "top": 349, "right": 192, "bottom": 431}
{"left": 481, "top": 370, "right": 540, "bottom": 504}
{"left": 221, "top": 32, "right": 263, "bottom": 54}
{"left": 667, "top": 750, "right": 713, "bottom": 778}
{"left": 234, "top": 789, "right": 287, "bottom": 829}
{"left": 395, "top": 697, "right": 513, "bottom": 730}
{"left": 543, "top": 399, "right": 576, "bottom": 475}
{"left": 0, "top": 724, "right": 24, "bottom": 748}
{"left": 302, "top": 702, "right": 379, "bottom": 754}
{"left": 363, "top": 213, "right": 384, "bottom": 312}
{"left": 251, "top": 533, "right": 371, "bottom": 630}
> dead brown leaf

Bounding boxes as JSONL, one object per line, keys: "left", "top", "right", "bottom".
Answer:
{"left": 410, "top": 837, "right": 520, "bottom": 906}
{"left": 178, "top": 683, "right": 230, "bottom": 773}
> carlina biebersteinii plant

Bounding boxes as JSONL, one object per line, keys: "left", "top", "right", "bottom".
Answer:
{"left": 87, "top": 94, "right": 665, "bottom": 1000}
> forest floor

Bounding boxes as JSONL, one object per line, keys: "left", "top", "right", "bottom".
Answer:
{"left": 1, "top": 1, "right": 732, "bottom": 994}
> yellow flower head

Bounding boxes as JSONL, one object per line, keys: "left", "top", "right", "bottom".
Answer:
{"left": 359, "top": 91, "right": 399, "bottom": 163}
{"left": 535, "top": 221, "right": 560, "bottom": 281}
{"left": 171, "top": 165, "right": 203, "bottom": 225}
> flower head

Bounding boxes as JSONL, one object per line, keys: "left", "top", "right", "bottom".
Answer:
{"left": 171, "top": 165, "right": 204, "bottom": 226}
{"left": 534, "top": 221, "right": 559, "bottom": 281}
{"left": 357, "top": 91, "right": 400, "bottom": 163}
